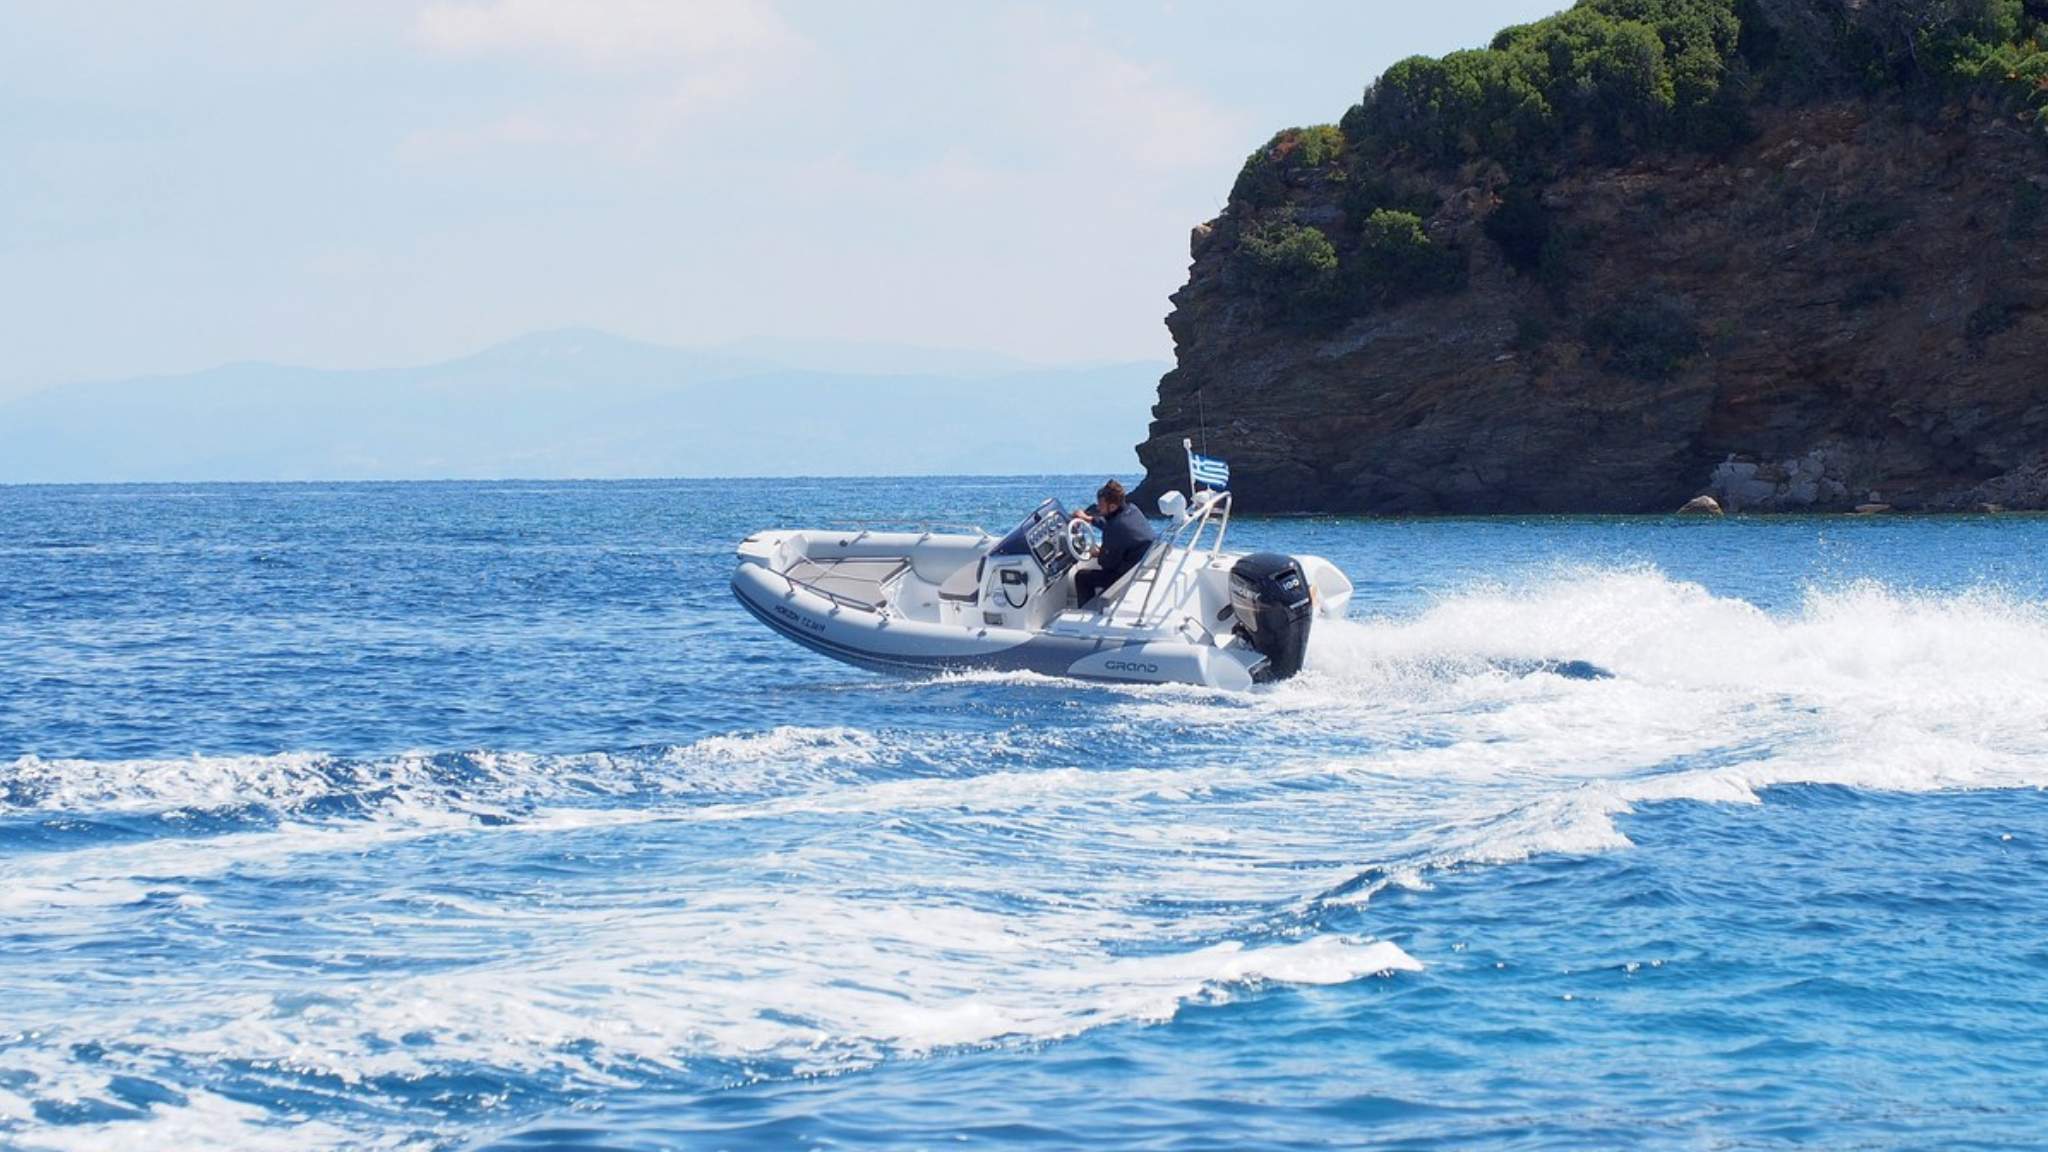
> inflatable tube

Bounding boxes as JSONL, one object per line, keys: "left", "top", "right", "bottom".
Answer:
{"left": 730, "top": 563, "right": 1261, "bottom": 688}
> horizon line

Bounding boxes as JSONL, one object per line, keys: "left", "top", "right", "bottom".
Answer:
{"left": 0, "top": 470, "right": 1155, "bottom": 490}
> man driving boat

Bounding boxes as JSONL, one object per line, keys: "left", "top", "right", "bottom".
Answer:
{"left": 1071, "top": 479, "right": 1156, "bottom": 608}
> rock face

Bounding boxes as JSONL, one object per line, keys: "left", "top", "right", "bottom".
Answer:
{"left": 1134, "top": 100, "right": 2048, "bottom": 514}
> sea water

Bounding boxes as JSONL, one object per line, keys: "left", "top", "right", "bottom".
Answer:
{"left": 2, "top": 478, "right": 2045, "bottom": 1151}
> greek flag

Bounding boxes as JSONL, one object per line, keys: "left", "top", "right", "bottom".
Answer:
{"left": 1189, "top": 451, "right": 1230, "bottom": 490}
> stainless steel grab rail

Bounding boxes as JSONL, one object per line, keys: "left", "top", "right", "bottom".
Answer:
{"left": 825, "top": 522, "right": 996, "bottom": 539}
{"left": 1098, "top": 491, "right": 1231, "bottom": 627}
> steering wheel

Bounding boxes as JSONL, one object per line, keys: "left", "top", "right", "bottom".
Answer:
{"left": 1064, "top": 517, "right": 1097, "bottom": 563}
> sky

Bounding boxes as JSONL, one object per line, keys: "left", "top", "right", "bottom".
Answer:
{"left": 2, "top": 0, "right": 1564, "bottom": 403}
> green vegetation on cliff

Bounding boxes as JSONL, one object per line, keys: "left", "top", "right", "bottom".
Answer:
{"left": 1345, "top": 0, "right": 1745, "bottom": 163}
{"left": 1230, "top": 124, "right": 1345, "bottom": 206}
{"left": 1220, "top": 0, "right": 2048, "bottom": 324}
{"left": 1230, "top": 218, "right": 1342, "bottom": 318}
{"left": 1343, "top": 0, "right": 2046, "bottom": 167}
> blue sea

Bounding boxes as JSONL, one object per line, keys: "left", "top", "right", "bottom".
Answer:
{"left": 4, "top": 477, "right": 2047, "bottom": 1151}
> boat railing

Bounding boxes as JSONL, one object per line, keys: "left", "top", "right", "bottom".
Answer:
{"left": 825, "top": 521, "right": 995, "bottom": 541}
{"left": 778, "top": 556, "right": 912, "bottom": 616}
{"left": 1102, "top": 490, "right": 1232, "bottom": 627}
{"left": 782, "top": 574, "right": 884, "bottom": 614}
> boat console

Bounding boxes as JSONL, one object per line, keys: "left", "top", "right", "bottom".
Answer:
{"left": 989, "top": 499, "right": 1081, "bottom": 580}
{"left": 972, "top": 499, "right": 1095, "bottom": 630}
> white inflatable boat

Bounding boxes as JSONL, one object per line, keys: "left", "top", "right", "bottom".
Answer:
{"left": 731, "top": 485, "right": 1352, "bottom": 690}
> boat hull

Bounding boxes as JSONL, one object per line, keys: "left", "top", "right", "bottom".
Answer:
{"left": 730, "top": 562, "right": 1261, "bottom": 689}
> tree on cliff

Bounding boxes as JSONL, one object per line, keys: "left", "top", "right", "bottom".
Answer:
{"left": 1222, "top": 0, "right": 2045, "bottom": 321}
{"left": 1341, "top": 0, "right": 2042, "bottom": 169}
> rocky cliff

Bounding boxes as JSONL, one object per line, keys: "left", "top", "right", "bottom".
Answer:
{"left": 1135, "top": 2, "right": 2048, "bottom": 514}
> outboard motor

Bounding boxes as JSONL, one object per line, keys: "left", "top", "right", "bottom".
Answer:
{"left": 1229, "top": 552, "right": 1315, "bottom": 682}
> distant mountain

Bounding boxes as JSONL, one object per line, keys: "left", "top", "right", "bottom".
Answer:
{"left": 0, "top": 330, "right": 1167, "bottom": 482}
{"left": 704, "top": 336, "right": 1038, "bottom": 378}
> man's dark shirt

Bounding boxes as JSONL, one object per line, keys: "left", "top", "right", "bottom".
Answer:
{"left": 1093, "top": 503, "right": 1156, "bottom": 582}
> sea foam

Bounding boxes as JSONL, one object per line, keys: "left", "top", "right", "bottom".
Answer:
{"left": 7, "top": 567, "right": 2047, "bottom": 1151}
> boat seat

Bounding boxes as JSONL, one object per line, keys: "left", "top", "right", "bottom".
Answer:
{"left": 936, "top": 557, "right": 984, "bottom": 604}
{"left": 783, "top": 556, "right": 908, "bottom": 611}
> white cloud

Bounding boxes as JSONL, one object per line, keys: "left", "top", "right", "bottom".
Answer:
{"left": 1001, "top": 9, "right": 1250, "bottom": 175}
{"left": 408, "top": 0, "right": 805, "bottom": 157}
{"left": 413, "top": 0, "right": 793, "bottom": 70}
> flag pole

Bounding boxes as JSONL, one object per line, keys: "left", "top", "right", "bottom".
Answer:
{"left": 1183, "top": 437, "right": 1195, "bottom": 495}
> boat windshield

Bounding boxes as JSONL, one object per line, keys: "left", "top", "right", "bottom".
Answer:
{"left": 989, "top": 498, "right": 1073, "bottom": 574}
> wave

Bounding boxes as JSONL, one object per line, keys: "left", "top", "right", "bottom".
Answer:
{"left": 1289, "top": 568, "right": 2048, "bottom": 899}
{"left": 10, "top": 569, "right": 2047, "bottom": 904}
{"left": 0, "top": 727, "right": 886, "bottom": 823}
{"left": 1309, "top": 565, "right": 2048, "bottom": 697}
{"left": 1093, "top": 567, "right": 2048, "bottom": 902}
{"left": 7, "top": 568, "right": 2048, "bottom": 1149}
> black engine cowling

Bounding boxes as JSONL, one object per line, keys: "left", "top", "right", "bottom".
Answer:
{"left": 1229, "top": 552, "right": 1314, "bottom": 682}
